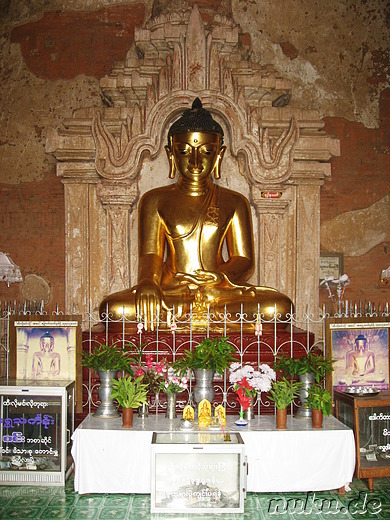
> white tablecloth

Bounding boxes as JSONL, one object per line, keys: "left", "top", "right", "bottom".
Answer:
{"left": 71, "top": 413, "right": 355, "bottom": 494}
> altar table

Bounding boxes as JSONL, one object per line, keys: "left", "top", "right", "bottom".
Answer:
{"left": 71, "top": 413, "right": 355, "bottom": 494}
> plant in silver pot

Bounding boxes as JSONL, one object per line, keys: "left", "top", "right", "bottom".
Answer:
{"left": 275, "top": 352, "right": 335, "bottom": 419}
{"left": 82, "top": 343, "right": 135, "bottom": 418}
{"left": 172, "top": 337, "right": 236, "bottom": 404}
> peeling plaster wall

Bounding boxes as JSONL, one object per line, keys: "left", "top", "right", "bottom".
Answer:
{"left": 0, "top": 0, "right": 388, "bottom": 311}
{"left": 232, "top": 0, "right": 389, "bottom": 128}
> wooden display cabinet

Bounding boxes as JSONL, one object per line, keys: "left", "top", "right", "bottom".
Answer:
{"left": 334, "top": 390, "right": 390, "bottom": 490}
{"left": 0, "top": 379, "right": 75, "bottom": 486}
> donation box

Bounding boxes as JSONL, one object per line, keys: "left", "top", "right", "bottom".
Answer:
{"left": 0, "top": 379, "right": 75, "bottom": 486}
{"left": 151, "top": 431, "right": 246, "bottom": 514}
{"left": 335, "top": 390, "right": 390, "bottom": 489}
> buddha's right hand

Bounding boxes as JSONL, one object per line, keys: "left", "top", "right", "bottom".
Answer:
{"left": 176, "top": 269, "right": 226, "bottom": 286}
{"left": 133, "top": 280, "right": 163, "bottom": 330}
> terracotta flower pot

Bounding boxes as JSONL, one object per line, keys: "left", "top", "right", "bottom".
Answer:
{"left": 122, "top": 407, "right": 134, "bottom": 429}
{"left": 312, "top": 408, "right": 323, "bottom": 429}
{"left": 276, "top": 408, "right": 287, "bottom": 430}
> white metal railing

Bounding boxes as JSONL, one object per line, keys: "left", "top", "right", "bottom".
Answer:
{"left": 1, "top": 300, "right": 389, "bottom": 417}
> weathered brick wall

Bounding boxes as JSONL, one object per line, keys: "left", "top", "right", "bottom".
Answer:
{"left": 0, "top": 3, "right": 147, "bottom": 312}
{"left": 321, "top": 89, "right": 390, "bottom": 307}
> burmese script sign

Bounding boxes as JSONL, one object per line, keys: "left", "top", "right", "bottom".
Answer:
{"left": 0, "top": 394, "right": 61, "bottom": 473}
{"left": 151, "top": 432, "right": 246, "bottom": 513}
{"left": 366, "top": 408, "right": 390, "bottom": 465}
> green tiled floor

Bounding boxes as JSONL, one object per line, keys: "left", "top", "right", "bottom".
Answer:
{"left": 0, "top": 475, "right": 389, "bottom": 519}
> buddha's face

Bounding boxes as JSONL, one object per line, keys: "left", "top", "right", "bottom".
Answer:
{"left": 170, "top": 132, "right": 223, "bottom": 181}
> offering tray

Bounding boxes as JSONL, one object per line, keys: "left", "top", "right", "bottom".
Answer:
{"left": 179, "top": 419, "right": 194, "bottom": 430}
{"left": 343, "top": 386, "right": 380, "bottom": 396}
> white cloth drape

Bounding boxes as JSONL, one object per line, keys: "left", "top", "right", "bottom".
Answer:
{"left": 71, "top": 414, "right": 355, "bottom": 494}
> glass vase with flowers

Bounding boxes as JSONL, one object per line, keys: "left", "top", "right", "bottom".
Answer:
{"left": 132, "top": 349, "right": 167, "bottom": 415}
{"left": 161, "top": 373, "right": 188, "bottom": 395}
{"left": 229, "top": 362, "right": 276, "bottom": 424}
{"left": 134, "top": 354, "right": 167, "bottom": 394}
{"left": 160, "top": 370, "right": 188, "bottom": 419}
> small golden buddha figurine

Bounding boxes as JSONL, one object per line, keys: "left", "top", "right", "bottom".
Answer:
{"left": 214, "top": 405, "right": 226, "bottom": 426}
{"left": 183, "top": 404, "right": 194, "bottom": 421}
{"left": 198, "top": 398, "right": 211, "bottom": 427}
{"left": 99, "top": 98, "right": 293, "bottom": 330}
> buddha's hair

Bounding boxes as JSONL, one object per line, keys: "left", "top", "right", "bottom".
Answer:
{"left": 167, "top": 98, "right": 224, "bottom": 149}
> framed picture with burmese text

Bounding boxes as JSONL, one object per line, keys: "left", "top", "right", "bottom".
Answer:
{"left": 320, "top": 252, "right": 344, "bottom": 282}
{"left": 9, "top": 315, "right": 82, "bottom": 413}
{"left": 325, "top": 316, "right": 390, "bottom": 395}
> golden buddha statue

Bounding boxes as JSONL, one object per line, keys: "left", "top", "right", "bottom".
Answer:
{"left": 183, "top": 404, "right": 195, "bottom": 422}
{"left": 100, "top": 98, "right": 293, "bottom": 330}
{"left": 215, "top": 405, "right": 226, "bottom": 426}
{"left": 198, "top": 398, "right": 212, "bottom": 427}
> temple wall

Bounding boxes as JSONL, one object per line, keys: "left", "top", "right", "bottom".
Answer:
{"left": 0, "top": 0, "right": 388, "bottom": 323}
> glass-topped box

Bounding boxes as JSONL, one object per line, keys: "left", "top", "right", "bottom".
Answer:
{"left": 151, "top": 431, "right": 246, "bottom": 514}
{"left": 335, "top": 390, "right": 390, "bottom": 490}
{"left": 0, "top": 379, "right": 75, "bottom": 486}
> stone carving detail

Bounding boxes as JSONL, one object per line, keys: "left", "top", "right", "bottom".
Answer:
{"left": 92, "top": 112, "right": 138, "bottom": 180}
{"left": 92, "top": 5, "right": 299, "bottom": 184}
{"left": 98, "top": 181, "right": 138, "bottom": 295}
{"left": 249, "top": 117, "right": 298, "bottom": 184}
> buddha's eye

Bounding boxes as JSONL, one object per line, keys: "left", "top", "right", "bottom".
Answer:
{"left": 175, "top": 145, "right": 191, "bottom": 155}
{"left": 199, "top": 146, "right": 215, "bottom": 156}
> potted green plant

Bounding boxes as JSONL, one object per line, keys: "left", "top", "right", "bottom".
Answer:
{"left": 305, "top": 384, "right": 333, "bottom": 428}
{"left": 82, "top": 343, "right": 134, "bottom": 372}
{"left": 172, "top": 337, "right": 237, "bottom": 403}
{"left": 110, "top": 375, "right": 149, "bottom": 428}
{"left": 275, "top": 352, "right": 335, "bottom": 419}
{"left": 274, "top": 355, "right": 301, "bottom": 378}
{"left": 275, "top": 352, "right": 335, "bottom": 382}
{"left": 82, "top": 343, "right": 135, "bottom": 418}
{"left": 296, "top": 353, "right": 335, "bottom": 384}
{"left": 267, "top": 377, "right": 302, "bottom": 429}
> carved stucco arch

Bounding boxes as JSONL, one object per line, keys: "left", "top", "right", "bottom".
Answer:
{"left": 93, "top": 89, "right": 298, "bottom": 187}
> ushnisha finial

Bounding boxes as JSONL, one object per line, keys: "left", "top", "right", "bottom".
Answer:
{"left": 167, "top": 98, "right": 224, "bottom": 149}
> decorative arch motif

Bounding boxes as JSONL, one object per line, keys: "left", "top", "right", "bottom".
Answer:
{"left": 92, "top": 89, "right": 299, "bottom": 184}
{"left": 92, "top": 5, "right": 300, "bottom": 184}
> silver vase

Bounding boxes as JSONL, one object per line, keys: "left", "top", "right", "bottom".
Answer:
{"left": 94, "top": 369, "right": 120, "bottom": 418}
{"left": 243, "top": 396, "right": 257, "bottom": 420}
{"left": 193, "top": 368, "right": 215, "bottom": 404}
{"left": 295, "top": 372, "right": 315, "bottom": 419}
{"left": 138, "top": 402, "right": 149, "bottom": 418}
{"left": 165, "top": 393, "right": 177, "bottom": 419}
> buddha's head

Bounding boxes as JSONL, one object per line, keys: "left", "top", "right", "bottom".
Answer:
{"left": 166, "top": 98, "right": 226, "bottom": 180}
{"left": 40, "top": 331, "right": 55, "bottom": 352}
{"left": 355, "top": 334, "right": 368, "bottom": 352}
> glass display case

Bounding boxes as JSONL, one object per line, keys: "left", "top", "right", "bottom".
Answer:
{"left": 151, "top": 431, "right": 246, "bottom": 513}
{"left": 334, "top": 390, "right": 390, "bottom": 490}
{"left": 0, "top": 379, "right": 75, "bottom": 486}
